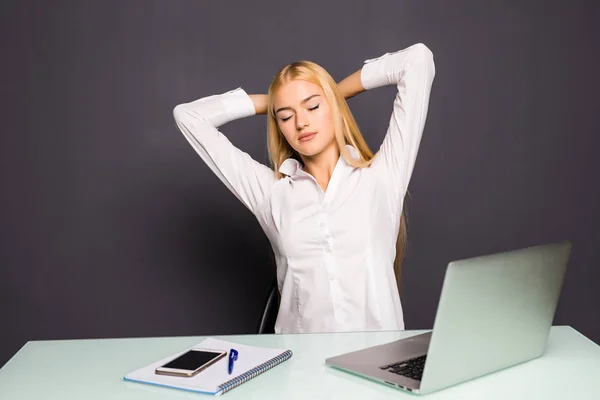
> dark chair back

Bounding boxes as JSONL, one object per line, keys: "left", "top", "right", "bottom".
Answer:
{"left": 257, "top": 280, "right": 280, "bottom": 334}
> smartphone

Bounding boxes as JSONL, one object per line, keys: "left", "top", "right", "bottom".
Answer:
{"left": 155, "top": 348, "right": 227, "bottom": 377}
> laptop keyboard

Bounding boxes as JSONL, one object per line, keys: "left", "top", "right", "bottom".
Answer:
{"left": 379, "top": 355, "right": 426, "bottom": 381}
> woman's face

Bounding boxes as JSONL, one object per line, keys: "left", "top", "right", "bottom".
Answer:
{"left": 273, "top": 79, "right": 336, "bottom": 158}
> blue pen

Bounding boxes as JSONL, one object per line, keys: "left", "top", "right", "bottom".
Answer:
{"left": 228, "top": 349, "right": 238, "bottom": 375}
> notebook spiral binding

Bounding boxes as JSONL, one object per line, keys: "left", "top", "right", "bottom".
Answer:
{"left": 217, "top": 350, "right": 293, "bottom": 394}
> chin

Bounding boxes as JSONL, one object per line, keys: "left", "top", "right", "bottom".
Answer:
{"left": 296, "top": 143, "right": 326, "bottom": 157}
{"left": 294, "top": 136, "right": 336, "bottom": 158}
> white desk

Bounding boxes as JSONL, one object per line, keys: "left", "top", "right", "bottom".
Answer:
{"left": 1, "top": 326, "right": 599, "bottom": 399}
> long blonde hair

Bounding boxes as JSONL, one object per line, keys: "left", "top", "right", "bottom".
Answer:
{"left": 266, "top": 60, "right": 408, "bottom": 290}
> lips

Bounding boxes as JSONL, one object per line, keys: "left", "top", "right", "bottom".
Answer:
{"left": 298, "top": 132, "right": 317, "bottom": 142}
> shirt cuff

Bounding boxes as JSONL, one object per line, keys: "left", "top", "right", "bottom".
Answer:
{"left": 360, "top": 44, "right": 428, "bottom": 90}
{"left": 220, "top": 87, "right": 256, "bottom": 121}
{"left": 360, "top": 51, "right": 396, "bottom": 90}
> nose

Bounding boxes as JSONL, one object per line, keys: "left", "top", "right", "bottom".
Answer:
{"left": 296, "top": 110, "right": 309, "bottom": 131}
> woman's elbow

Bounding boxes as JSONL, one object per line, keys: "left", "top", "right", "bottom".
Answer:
{"left": 173, "top": 104, "right": 188, "bottom": 124}
{"left": 413, "top": 43, "right": 434, "bottom": 67}
{"left": 412, "top": 43, "right": 435, "bottom": 80}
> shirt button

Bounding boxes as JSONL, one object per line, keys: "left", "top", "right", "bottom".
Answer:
{"left": 318, "top": 220, "right": 324, "bottom": 227}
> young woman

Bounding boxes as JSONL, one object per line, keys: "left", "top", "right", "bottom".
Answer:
{"left": 173, "top": 42, "right": 435, "bottom": 334}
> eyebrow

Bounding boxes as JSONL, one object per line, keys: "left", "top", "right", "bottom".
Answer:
{"left": 275, "top": 94, "right": 321, "bottom": 114}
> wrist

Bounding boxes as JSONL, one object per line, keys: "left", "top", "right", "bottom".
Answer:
{"left": 337, "top": 69, "right": 366, "bottom": 100}
{"left": 248, "top": 94, "right": 268, "bottom": 115}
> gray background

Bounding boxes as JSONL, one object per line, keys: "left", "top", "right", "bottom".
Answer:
{"left": 1, "top": 0, "right": 598, "bottom": 367}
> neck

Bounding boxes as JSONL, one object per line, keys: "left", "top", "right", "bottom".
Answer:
{"left": 301, "top": 142, "right": 340, "bottom": 192}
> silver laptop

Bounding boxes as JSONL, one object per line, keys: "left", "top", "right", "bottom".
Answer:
{"left": 325, "top": 240, "right": 571, "bottom": 395}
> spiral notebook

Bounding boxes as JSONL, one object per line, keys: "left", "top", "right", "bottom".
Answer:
{"left": 123, "top": 338, "right": 293, "bottom": 396}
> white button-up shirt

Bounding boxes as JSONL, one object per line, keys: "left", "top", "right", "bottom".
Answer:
{"left": 173, "top": 43, "right": 435, "bottom": 333}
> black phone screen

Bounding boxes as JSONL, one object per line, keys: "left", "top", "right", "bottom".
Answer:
{"left": 161, "top": 350, "right": 223, "bottom": 371}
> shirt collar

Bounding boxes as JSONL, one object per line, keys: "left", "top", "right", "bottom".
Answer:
{"left": 278, "top": 144, "right": 361, "bottom": 177}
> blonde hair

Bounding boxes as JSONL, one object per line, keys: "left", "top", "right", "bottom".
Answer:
{"left": 266, "top": 60, "right": 408, "bottom": 291}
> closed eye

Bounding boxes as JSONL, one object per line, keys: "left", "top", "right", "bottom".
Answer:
{"left": 280, "top": 104, "right": 319, "bottom": 122}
